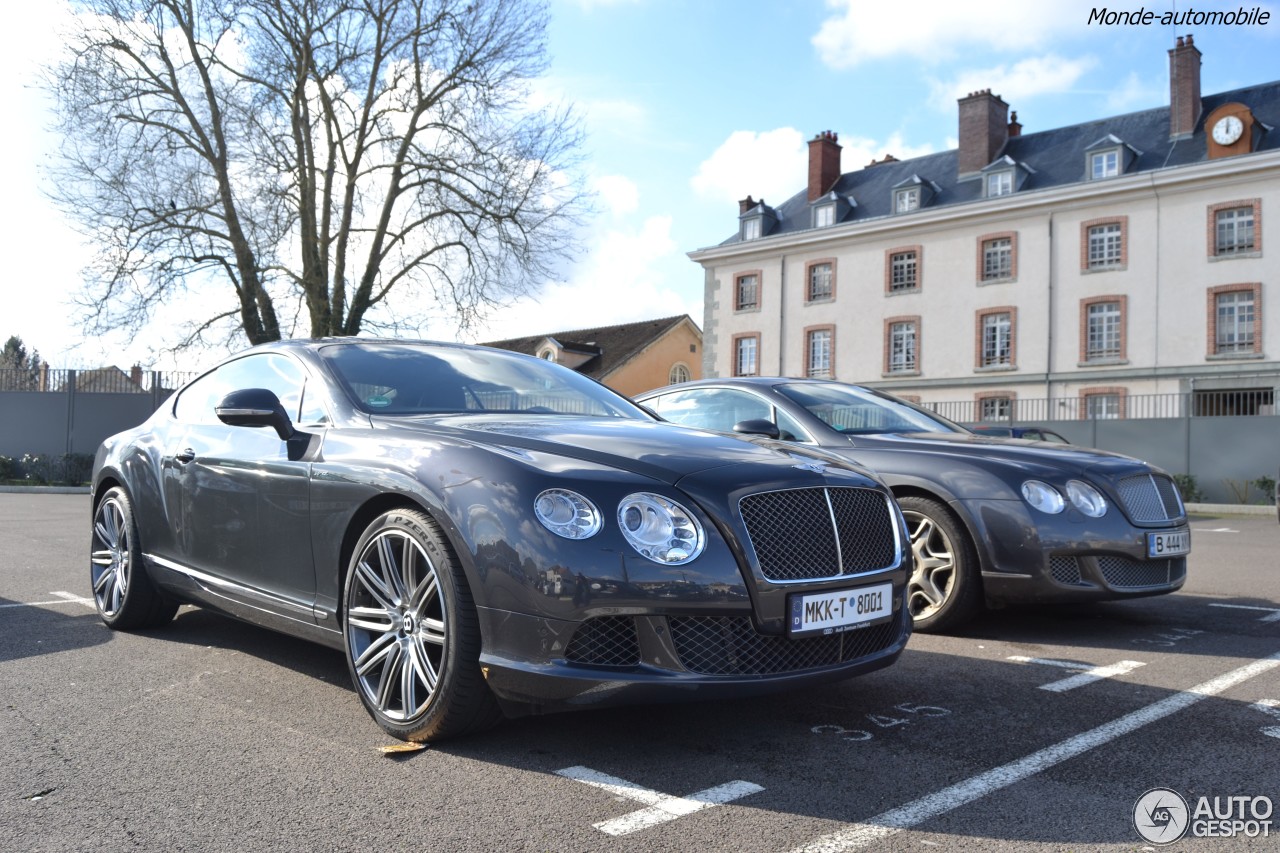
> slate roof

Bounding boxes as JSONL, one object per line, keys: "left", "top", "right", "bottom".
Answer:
{"left": 480, "top": 315, "right": 696, "bottom": 379}
{"left": 716, "top": 80, "right": 1280, "bottom": 246}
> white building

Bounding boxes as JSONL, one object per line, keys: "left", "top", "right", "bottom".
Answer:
{"left": 690, "top": 36, "right": 1278, "bottom": 422}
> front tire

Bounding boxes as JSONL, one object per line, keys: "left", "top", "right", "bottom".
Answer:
{"left": 899, "top": 496, "right": 982, "bottom": 633}
{"left": 90, "top": 486, "right": 178, "bottom": 630}
{"left": 343, "top": 508, "right": 502, "bottom": 742}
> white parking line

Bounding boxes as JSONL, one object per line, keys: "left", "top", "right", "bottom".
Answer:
{"left": 0, "top": 591, "right": 96, "bottom": 610}
{"left": 1209, "top": 603, "right": 1280, "bottom": 622}
{"left": 790, "top": 651, "right": 1280, "bottom": 852}
{"left": 1007, "top": 656, "right": 1146, "bottom": 692}
{"left": 555, "top": 765, "right": 763, "bottom": 836}
{"left": 1253, "top": 699, "right": 1280, "bottom": 739}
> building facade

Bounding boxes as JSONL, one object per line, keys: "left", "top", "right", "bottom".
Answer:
{"left": 481, "top": 314, "right": 702, "bottom": 397}
{"left": 691, "top": 36, "right": 1279, "bottom": 422}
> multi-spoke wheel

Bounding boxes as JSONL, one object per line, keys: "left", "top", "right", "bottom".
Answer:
{"left": 898, "top": 496, "right": 981, "bottom": 633}
{"left": 90, "top": 487, "right": 177, "bottom": 630}
{"left": 343, "top": 508, "right": 502, "bottom": 742}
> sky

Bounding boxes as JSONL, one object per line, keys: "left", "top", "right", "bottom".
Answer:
{"left": 3, "top": 0, "right": 1278, "bottom": 371}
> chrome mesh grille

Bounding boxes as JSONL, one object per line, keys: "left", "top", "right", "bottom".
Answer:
{"left": 564, "top": 617, "right": 640, "bottom": 666}
{"left": 669, "top": 612, "right": 902, "bottom": 675}
{"left": 1116, "top": 474, "right": 1185, "bottom": 523}
{"left": 1050, "top": 556, "right": 1084, "bottom": 586}
{"left": 1098, "top": 556, "right": 1186, "bottom": 589}
{"left": 739, "top": 487, "right": 898, "bottom": 581}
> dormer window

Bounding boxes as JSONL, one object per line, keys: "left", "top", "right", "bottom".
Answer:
{"left": 814, "top": 204, "right": 835, "bottom": 228}
{"left": 895, "top": 188, "right": 920, "bottom": 213}
{"left": 891, "top": 175, "right": 936, "bottom": 214}
{"left": 1090, "top": 149, "right": 1119, "bottom": 179}
{"left": 986, "top": 170, "right": 1013, "bottom": 197}
{"left": 1085, "top": 135, "right": 1139, "bottom": 181}
{"left": 742, "top": 217, "right": 761, "bottom": 240}
{"left": 538, "top": 348, "right": 556, "bottom": 361}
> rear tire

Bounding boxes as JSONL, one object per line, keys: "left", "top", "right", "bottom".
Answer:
{"left": 899, "top": 496, "right": 982, "bottom": 633}
{"left": 343, "top": 508, "right": 503, "bottom": 742}
{"left": 90, "top": 486, "right": 178, "bottom": 630}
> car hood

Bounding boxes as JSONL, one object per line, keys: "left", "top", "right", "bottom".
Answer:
{"left": 851, "top": 431, "right": 1159, "bottom": 477}
{"left": 372, "top": 414, "right": 875, "bottom": 486}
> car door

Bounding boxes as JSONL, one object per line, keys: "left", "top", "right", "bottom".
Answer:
{"left": 164, "top": 353, "right": 319, "bottom": 612}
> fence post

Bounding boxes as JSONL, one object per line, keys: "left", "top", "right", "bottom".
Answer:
{"left": 1183, "top": 389, "right": 1192, "bottom": 481}
{"left": 65, "top": 370, "right": 77, "bottom": 456}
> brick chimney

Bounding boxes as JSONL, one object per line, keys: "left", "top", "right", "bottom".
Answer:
{"left": 130, "top": 364, "right": 143, "bottom": 388}
{"left": 807, "top": 131, "right": 842, "bottom": 202}
{"left": 957, "top": 90, "right": 1010, "bottom": 176}
{"left": 738, "top": 195, "right": 757, "bottom": 214}
{"left": 1008, "top": 111, "right": 1022, "bottom": 138}
{"left": 1168, "top": 34, "right": 1202, "bottom": 139}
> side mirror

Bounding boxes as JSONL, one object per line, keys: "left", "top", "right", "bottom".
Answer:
{"left": 216, "top": 388, "right": 295, "bottom": 441}
{"left": 733, "top": 418, "right": 780, "bottom": 439}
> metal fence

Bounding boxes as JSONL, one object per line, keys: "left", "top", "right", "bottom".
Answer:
{"left": 0, "top": 367, "right": 197, "bottom": 394}
{"left": 926, "top": 389, "right": 1277, "bottom": 424}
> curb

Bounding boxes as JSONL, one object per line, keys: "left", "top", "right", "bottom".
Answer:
{"left": 1186, "top": 502, "right": 1276, "bottom": 517}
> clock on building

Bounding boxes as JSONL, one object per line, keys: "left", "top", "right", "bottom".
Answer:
{"left": 1212, "top": 115, "right": 1244, "bottom": 145}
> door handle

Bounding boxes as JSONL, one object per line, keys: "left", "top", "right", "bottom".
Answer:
{"left": 174, "top": 448, "right": 196, "bottom": 464}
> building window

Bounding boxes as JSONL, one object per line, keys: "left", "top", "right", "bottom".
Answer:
{"left": 668, "top": 363, "right": 691, "bottom": 385}
{"left": 807, "top": 260, "right": 835, "bottom": 302}
{"left": 885, "top": 318, "right": 919, "bottom": 374}
{"left": 978, "top": 309, "right": 1015, "bottom": 368}
{"left": 741, "top": 218, "right": 761, "bottom": 240}
{"left": 979, "top": 395, "right": 1013, "bottom": 421}
{"left": 1090, "top": 149, "right": 1119, "bottom": 179}
{"left": 895, "top": 187, "right": 920, "bottom": 213}
{"left": 806, "top": 327, "right": 833, "bottom": 378}
{"left": 1083, "top": 391, "right": 1124, "bottom": 420}
{"left": 734, "top": 272, "right": 760, "bottom": 312}
{"left": 986, "top": 171, "right": 1013, "bottom": 197}
{"left": 886, "top": 248, "right": 920, "bottom": 293}
{"left": 1214, "top": 205, "right": 1257, "bottom": 255}
{"left": 733, "top": 335, "right": 759, "bottom": 377}
{"left": 1211, "top": 287, "right": 1258, "bottom": 355}
{"left": 982, "top": 237, "right": 1013, "bottom": 281}
{"left": 1082, "top": 297, "right": 1126, "bottom": 362}
{"left": 537, "top": 348, "right": 556, "bottom": 361}
{"left": 1083, "top": 218, "right": 1126, "bottom": 270}
{"left": 814, "top": 204, "right": 835, "bottom": 228}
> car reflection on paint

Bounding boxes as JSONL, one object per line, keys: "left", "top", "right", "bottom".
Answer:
{"left": 636, "top": 378, "right": 1191, "bottom": 633}
{"left": 89, "top": 339, "right": 913, "bottom": 742}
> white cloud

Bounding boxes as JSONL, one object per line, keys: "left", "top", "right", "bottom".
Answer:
{"left": 812, "top": 0, "right": 1083, "bottom": 69}
{"left": 470, "top": 214, "right": 699, "bottom": 342}
{"left": 690, "top": 128, "right": 807, "bottom": 207}
{"left": 927, "top": 54, "right": 1099, "bottom": 111}
{"left": 593, "top": 174, "right": 639, "bottom": 216}
{"left": 1105, "top": 70, "right": 1164, "bottom": 114}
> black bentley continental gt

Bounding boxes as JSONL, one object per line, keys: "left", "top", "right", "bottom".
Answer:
{"left": 636, "top": 378, "right": 1191, "bottom": 633}
{"left": 90, "top": 340, "right": 911, "bottom": 741}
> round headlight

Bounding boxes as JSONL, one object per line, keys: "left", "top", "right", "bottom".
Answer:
{"left": 534, "top": 489, "right": 602, "bottom": 539}
{"left": 1021, "top": 480, "right": 1065, "bottom": 514}
{"left": 1066, "top": 480, "right": 1107, "bottom": 518}
{"left": 617, "top": 493, "right": 705, "bottom": 564}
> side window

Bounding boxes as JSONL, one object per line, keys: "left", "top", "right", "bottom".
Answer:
{"left": 775, "top": 409, "right": 810, "bottom": 443}
{"left": 297, "top": 381, "right": 331, "bottom": 425}
{"left": 649, "top": 388, "right": 770, "bottom": 433}
{"left": 173, "top": 354, "right": 313, "bottom": 425}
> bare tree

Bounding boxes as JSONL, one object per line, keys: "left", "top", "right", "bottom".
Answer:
{"left": 48, "top": 0, "right": 587, "bottom": 351}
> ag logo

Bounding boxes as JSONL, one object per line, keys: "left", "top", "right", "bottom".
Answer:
{"left": 1133, "top": 788, "right": 1190, "bottom": 844}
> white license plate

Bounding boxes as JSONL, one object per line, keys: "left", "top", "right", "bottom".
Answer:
{"left": 1147, "top": 529, "right": 1190, "bottom": 558}
{"left": 789, "top": 583, "right": 893, "bottom": 637}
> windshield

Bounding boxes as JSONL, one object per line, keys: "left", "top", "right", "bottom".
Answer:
{"left": 320, "top": 342, "right": 649, "bottom": 419}
{"left": 777, "top": 383, "right": 967, "bottom": 435}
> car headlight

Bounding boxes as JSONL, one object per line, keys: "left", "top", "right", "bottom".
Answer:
{"left": 534, "top": 489, "right": 602, "bottom": 539}
{"left": 1021, "top": 480, "right": 1065, "bottom": 514}
{"left": 1066, "top": 480, "right": 1107, "bottom": 518}
{"left": 617, "top": 493, "right": 705, "bottom": 564}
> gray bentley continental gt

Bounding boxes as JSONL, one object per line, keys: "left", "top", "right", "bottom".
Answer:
{"left": 636, "top": 378, "right": 1191, "bottom": 634}
{"left": 90, "top": 340, "right": 911, "bottom": 741}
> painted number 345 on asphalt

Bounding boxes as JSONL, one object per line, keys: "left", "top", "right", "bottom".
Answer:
{"left": 811, "top": 702, "right": 952, "bottom": 743}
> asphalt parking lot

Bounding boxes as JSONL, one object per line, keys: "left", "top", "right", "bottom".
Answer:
{"left": 2, "top": 493, "right": 1278, "bottom": 852}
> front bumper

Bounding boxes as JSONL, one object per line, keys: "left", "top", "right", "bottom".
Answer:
{"left": 475, "top": 602, "right": 911, "bottom": 716}
{"left": 958, "top": 497, "right": 1189, "bottom": 605}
